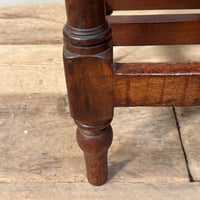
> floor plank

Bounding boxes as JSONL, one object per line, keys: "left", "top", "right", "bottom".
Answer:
{"left": 0, "top": 94, "right": 188, "bottom": 183}
{"left": 175, "top": 107, "right": 200, "bottom": 181}
{"left": 1, "top": 45, "right": 200, "bottom": 94}
{"left": 0, "top": 5, "right": 66, "bottom": 44}
{"left": 0, "top": 182, "right": 200, "bottom": 200}
{"left": 0, "top": 45, "right": 65, "bottom": 94}
{"left": 1, "top": 5, "right": 200, "bottom": 197}
{"left": 1, "top": 6, "right": 200, "bottom": 45}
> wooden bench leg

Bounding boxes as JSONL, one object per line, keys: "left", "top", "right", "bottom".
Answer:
{"left": 76, "top": 120, "right": 113, "bottom": 185}
{"left": 63, "top": 0, "right": 113, "bottom": 186}
{"left": 63, "top": 46, "right": 113, "bottom": 185}
{"left": 63, "top": 53, "right": 114, "bottom": 186}
{"left": 63, "top": 48, "right": 114, "bottom": 187}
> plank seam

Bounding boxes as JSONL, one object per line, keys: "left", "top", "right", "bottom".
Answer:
{"left": 172, "top": 106, "right": 194, "bottom": 182}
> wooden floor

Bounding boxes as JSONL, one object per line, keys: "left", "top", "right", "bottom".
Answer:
{"left": 1, "top": 5, "right": 200, "bottom": 199}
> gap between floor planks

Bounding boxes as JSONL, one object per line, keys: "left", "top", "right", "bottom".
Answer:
{"left": 0, "top": 94, "right": 188, "bottom": 183}
{"left": 1, "top": 5, "right": 200, "bottom": 186}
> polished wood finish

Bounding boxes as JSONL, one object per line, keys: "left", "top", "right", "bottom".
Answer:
{"left": 105, "top": 0, "right": 200, "bottom": 11}
{"left": 63, "top": 0, "right": 113, "bottom": 186}
{"left": 114, "top": 62, "right": 200, "bottom": 106}
{"left": 77, "top": 124, "right": 113, "bottom": 185}
{"left": 108, "top": 14, "right": 200, "bottom": 46}
{"left": 63, "top": 0, "right": 200, "bottom": 186}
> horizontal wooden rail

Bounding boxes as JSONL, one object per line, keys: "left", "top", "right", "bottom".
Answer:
{"left": 105, "top": 0, "right": 200, "bottom": 11}
{"left": 107, "top": 14, "right": 200, "bottom": 46}
{"left": 113, "top": 62, "right": 200, "bottom": 106}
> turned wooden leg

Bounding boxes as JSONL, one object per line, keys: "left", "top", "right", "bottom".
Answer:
{"left": 76, "top": 121, "right": 113, "bottom": 186}
{"left": 63, "top": 0, "right": 113, "bottom": 186}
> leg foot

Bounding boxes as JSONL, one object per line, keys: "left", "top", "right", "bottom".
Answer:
{"left": 76, "top": 122, "right": 113, "bottom": 186}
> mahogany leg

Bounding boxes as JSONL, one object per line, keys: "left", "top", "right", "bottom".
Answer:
{"left": 63, "top": 0, "right": 113, "bottom": 186}
{"left": 76, "top": 121, "right": 113, "bottom": 186}
{"left": 63, "top": 53, "right": 114, "bottom": 185}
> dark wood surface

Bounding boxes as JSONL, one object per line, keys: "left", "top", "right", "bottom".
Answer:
{"left": 108, "top": 14, "right": 200, "bottom": 46}
{"left": 64, "top": 0, "right": 114, "bottom": 186}
{"left": 113, "top": 62, "right": 200, "bottom": 106}
{"left": 3, "top": 4, "right": 200, "bottom": 197}
{"left": 63, "top": 0, "right": 200, "bottom": 186}
{"left": 105, "top": 0, "right": 200, "bottom": 11}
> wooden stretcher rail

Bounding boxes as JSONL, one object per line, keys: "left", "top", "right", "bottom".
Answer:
{"left": 113, "top": 62, "right": 200, "bottom": 106}
{"left": 105, "top": 0, "right": 200, "bottom": 11}
{"left": 107, "top": 14, "right": 200, "bottom": 46}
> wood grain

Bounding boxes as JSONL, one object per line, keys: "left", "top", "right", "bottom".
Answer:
{"left": 1, "top": 6, "right": 200, "bottom": 45}
{"left": 0, "top": 45, "right": 66, "bottom": 94}
{"left": 0, "top": 94, "right": 188, "bottom": 183}
{"left": 175, "top": 106, "right": 200, "bottom": 181}
{"left": 113, "top": 62, "right": 200, "bottom": 106}
{"left": 0, "top": 5, "right": 66, "bottom": 44}
{"left": 2, "top": 45, "right": 200, "bottom": 95}
{"left": 108, "top": 14, "right": 200, "bottom": 46}
{"left": 0, "top": 5, "right": 197, "bottom": 186}
{"left": 1, "top": 182, "right": 200, "bottom": 200}
{"left": 63, "top": 0, "right": 114, "bottom": 185}
{"left": 0, "top": 94, "right": 85, "bottom": 183}
{"left": 113, "top": 45, "right": 200, "bottom": 63}
{"left": 106, "top": 0, "right": 200, "bottom": 11}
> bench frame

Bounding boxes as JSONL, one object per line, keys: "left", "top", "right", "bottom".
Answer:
{"left": 63, "top": 0, "right": 200, "bottom": 185}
